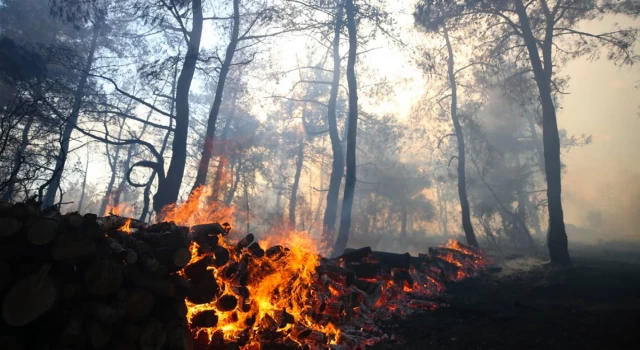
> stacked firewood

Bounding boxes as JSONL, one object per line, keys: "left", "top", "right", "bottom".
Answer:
{"left": 0, "top": 201, "right": 204, "bottom": 350}
{"left": 0, "top": 200, "right": 490, "bottom": 350}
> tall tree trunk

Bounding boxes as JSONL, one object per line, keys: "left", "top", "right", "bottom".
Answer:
{"left": 243, "top": 171, "right": 249, "bottom": 233}
{"left": 225, "top": 158, "right": 241, "bottom": 205}
{"left": 322, "top": 0, "right": 345, "bottom": 244}
{"left": 210, "top": 88, "right": 239, "bottom": 201}
{"left": 153, "top": 0, "right": 203, "bottom": 215}
{"left": 515, "top": 0, "right": 570, "bottom": 265}
{"left": 526, "top": 111, "right": 545, "bottom": 171}
{"left": 515, "top": 156, "right": 537, "bottom": 250}
{"left": 443, "top": 25, "right": 478, "bottom": 247}
{"left": 140, "top": 63, "right": 178, "bottom": 222}
{"left": 43, "top": 23, "right": 99, "bottom": 207}
{"left": 113, "top": 144, "right": 134, "bottom": 208}
{"left": 77, "top": 152, "right": 89, "bottom": 212}
{"left": 99, "top": 123, "right": 126, "bottom": 215}
{"left": 191, "top": 0, "right": 240, "bottom": 193}
{"left": 3, "top": 114, "right": 35, "bottom": 201}
{"left": 289, "top": 138, "right": 305, "bottom": 228}
{"left": 332, "top": 0, "right": 357, "bottom": 257}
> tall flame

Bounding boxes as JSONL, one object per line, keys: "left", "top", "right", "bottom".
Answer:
{"left": 161, "top": 186, "right": 235, "bottom": 228}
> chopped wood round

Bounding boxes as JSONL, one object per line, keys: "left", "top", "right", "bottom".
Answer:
{"left": 61, "top": 309, "right": 85, "bottom": 346}
{"left": 63, "top": 212, "right": 84, "bottom": 230}
{"left": 122, "top": 288, "right": 155, "bottom": 322}
{"left": 84, "top": 259, "right": 123, "bottom": 296}
{"left": 51, "top": 233, "right": 96, "bottom": 261}
{"left": 27, "top": 218, "right": 59, "bottom": 245}
{"left": 1, "top": 270, "right": 57, "bottom": 326}
{"left": 0, "top": 216, "right": 21, "bottom": 237}
{"left": 85, "top": 319, "right": 113, "bottom": 349}
{"left": 0, "top": 261, "right": 13, "bottom": 292}
{"left": 172, "top": 247, "right": 192, "bottom": 268}
{"left": 139, "top": 319, "right": 166, "bottom": 350}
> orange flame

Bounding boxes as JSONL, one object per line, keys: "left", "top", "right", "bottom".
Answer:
{"left": 104, "top": 202, "right": 134, "bottom": 217}
{"left": 160, "top": 185, "right": 235, "bottom": 228}
{"left": 119, "top": 218, "right": 132, "bottom": 234}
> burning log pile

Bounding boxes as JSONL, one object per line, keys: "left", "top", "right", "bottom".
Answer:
{"left": 0, "top": 201, "right": 490, "bottom": 350}
{"left": 182, "top": 230, "right": 491, "bottom": 349}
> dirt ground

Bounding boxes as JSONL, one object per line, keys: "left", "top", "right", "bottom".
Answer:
{"left": 372, "top": 253, "right": 640, "bottom": 350}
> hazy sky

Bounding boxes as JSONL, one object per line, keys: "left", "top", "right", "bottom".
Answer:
{"left": 350, "top": 9, "right": 640, "bottom": 238}
{"left": 78, "top": 2, "right": 638, "bottom": 238}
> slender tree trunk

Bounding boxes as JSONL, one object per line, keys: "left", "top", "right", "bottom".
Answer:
{"left": 114, "top": 144, "right": 134, "bottom": 207}
{"left": 526, "top": 111, "right": 545, "bottom": 171}
{"left": 322, "top": 0, "right": 345, "bottom": 244}
{"left": 515, "top": 0, "right": 570, "bottom": 265}
{"left": 210, "top": 88, "right": 239, "bottom": 201}
{"left": 43, "top": 23, "right": 99, "bottom": 207}
{"left": 3, "top": 114, "right": 35, "bottom": 201}
{"left": 153, "top": 0, "right": 203, "bottom": 215}
{"left": 244, "top": 171, "right": 249, "bottom": 233}
{"left": 289, "top": 138, "right": 305, "bottom": 228}
{"left": 77, "top": 152, "right": 90, "bottom": 212}
{"left": 225, "top": 158, "right": 241, "bottom": 205}
{"left": 191, "top": 0, "right": 240, "bottom": 193}
{"left": 333, "top": 0, "right": 358, "bottom": 257}
{"left": 140, "top": 63, "right": 178, "bottom": 222}
{"left": 99, "top": 123, "right": 126, "bottom": 215}
{"left": 443, "top": 25, "right": 478, "bottom": 247}
{"left": 515, "top": 156, "right": 537, "bottom": 249}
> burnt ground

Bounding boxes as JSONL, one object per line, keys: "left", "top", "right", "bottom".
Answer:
{"left": 372, "top": 254, "right": 640, "bottom": 350}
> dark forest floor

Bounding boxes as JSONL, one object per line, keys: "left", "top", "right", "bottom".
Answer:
{"left": 372, "top": 253, "right": 640, "bottom": 350}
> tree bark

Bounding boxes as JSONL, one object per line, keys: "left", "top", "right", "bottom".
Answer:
{"left": 443, "top": 24, "right": 478, "bottom": 247}
{"left": 140, "top": 63, "right": 178, "bottom": 222}
{"left": 43, "top": 23, "right": 100, "bottom": 207}
{"left": 77, "top": 152, "right": 89, "bottom": 212}
{"left": 191, "top": 0, "right": 240, "bottom": 193}
{"left": 289, "top": 138, "right": 305, "bottom": 228}
{"left": 514, "top": 0, "right": 570, "bottom": 265}
{"left": 153, "top": 0, "right": 203, "bottom": 216}
{"left": 322, "top": 0, "right": 345, "bottom": 244}
{"left": 332, "top": 0, "right": 357, "bottom": 257}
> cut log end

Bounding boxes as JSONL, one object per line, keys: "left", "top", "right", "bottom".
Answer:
{"left": 0, "top": 216, "right": 21, "bottom": 238}
{"left": 1, "top": 271, "right": 57, "bottom": 326}
{"left": 27, "top": 218, "right": 59, "bottom": 245}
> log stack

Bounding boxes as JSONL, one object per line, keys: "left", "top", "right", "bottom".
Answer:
{"left": 0, "top": 200, "right": 490, "bottom": 350}
{"left": 0, "top": 201, "right": 196, "bottom": 350}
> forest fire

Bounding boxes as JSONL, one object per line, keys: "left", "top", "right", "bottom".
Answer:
{"left": 153, "top": 189, "right": 491, "bottom": 348}
{"left": 179, "top": 225, "right": 490, "bottom": 349}
{"left": 0, "top": 199, "right": 489, "bottom": 350}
